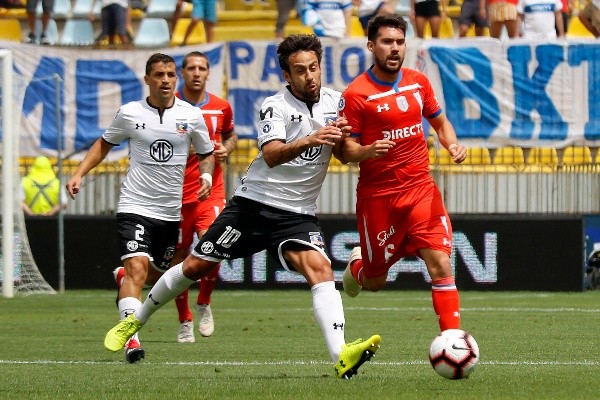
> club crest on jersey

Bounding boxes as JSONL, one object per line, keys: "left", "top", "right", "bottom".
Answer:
{"left": 396, "top": 96, "right": 409, "bottom": 112}
{"left": 176, "top": 122, "right": 189, "bottom": 134}
{"left": 338, "top": 97, "right": 345, "bottom": 111}
{"left": 324, "top": 116, "right": 337, "bottom": 126}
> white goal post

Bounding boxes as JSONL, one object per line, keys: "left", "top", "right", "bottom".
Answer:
{"left": 1, "top": 49, "right": 55, "bottom": 297}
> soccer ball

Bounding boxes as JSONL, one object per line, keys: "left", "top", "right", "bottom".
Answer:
{"left": 429, "top": 329, "right": 480, "bottom": 379}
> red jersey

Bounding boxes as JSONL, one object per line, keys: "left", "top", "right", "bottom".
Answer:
{"left": 175, "top": 91, "right": 234, "bottom": 204}
{"left": 340, "top": 67, "right": 441, "bottom": 198}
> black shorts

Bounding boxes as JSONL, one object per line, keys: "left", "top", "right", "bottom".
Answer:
{"left": 116, "top": 213, "right": 179, "bottom": 272}
{"left": 415, "top": 0, "right": 441, "bottom": 18}
{"left": 458, "top": 0, "right": 488, "bottom": 28}
{"left": 193, "top": 196, "right": 329, "bottom": 271}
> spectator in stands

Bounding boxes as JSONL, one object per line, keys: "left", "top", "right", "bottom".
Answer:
{"left": 297, "top": 0, "right": 353, "bottom": 38}
{"left": 410, "top": 0, "right": 448, "bottom": 38}
{"left": 480, "top": 0, "right": 520, "bottom": 38}
{"left": 172, "top": 0, "right": 217, "bottom": 45}
{"left": 275, "top": 0, "right": 296, "bottom": 38}
{"left": 25, "top": 0, "right": 54, "bottom": 44}
{"left": 355, "top": 0, "right": 395, "bottom": 36}
{"left": 556, "top": 0, "right": 569, "bottom": 37}
{"left": 21, "top": 156, "right": 67, "bottom": 216}
{"left": 517, "top": 0, "right": 564, "bottom": 39}
{"left": 458, "top": 0, "right": 489, "bottom": 37}
{"left": 578, "top": 0, "right": 600, "bottom": 37}
{"left": 90, "top": 0, "right": 131, "bottom": 45}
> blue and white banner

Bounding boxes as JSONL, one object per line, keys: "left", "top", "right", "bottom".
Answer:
{"left": 0, "top": 41, "right": 225, "bottom": 160}
{"left": 2, "top": 38, "right": 600, "bottom": 157}
{"left": 228, "top": 37, "right": 600, "bottom": 147}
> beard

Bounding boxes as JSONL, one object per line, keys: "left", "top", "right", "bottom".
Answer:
{"left": 292, "top": 82, "right": 320, "bottom": 102}
{"left": 376, "top": 55, "right": 403, "bottom": 75}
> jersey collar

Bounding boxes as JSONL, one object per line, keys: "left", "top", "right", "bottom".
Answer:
{"left": 367, "top": 66, "right": 403, "bottom": 91}
{"left": 177, "top": 85, "right": 210, "bottom": 107}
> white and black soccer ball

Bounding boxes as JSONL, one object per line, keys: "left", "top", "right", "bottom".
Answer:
{"left": 429, "top": 329, "right": 480, "bottom": 379}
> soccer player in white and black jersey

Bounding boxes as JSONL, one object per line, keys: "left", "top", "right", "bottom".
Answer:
{"left": 104, "top": 35, "right": 381, "bottom": 379}
{"left": 66, "top": 53, "right": 214, "bottom": 363}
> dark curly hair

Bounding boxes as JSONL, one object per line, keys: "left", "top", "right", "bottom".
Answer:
{"left": 367, "top": 13, "right": 408, "bottom": 42}
{"left": 277, "top": 34, "right": 323, "bottom": 73}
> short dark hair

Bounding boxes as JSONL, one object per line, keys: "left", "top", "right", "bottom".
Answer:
{"left": 277, "top": 34, "right": 323, "bottom": 73}
{"left": 367, "top": 13, "right": 408, "bottom": 42}
{"left": 145, "top": 53, "right": 176, "bottom": 76}
{"left": 182, "top": 51, "right": 210, "bottom": 70}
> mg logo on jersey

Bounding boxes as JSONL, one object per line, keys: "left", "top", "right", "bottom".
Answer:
{"left": 300, "top": 145, "right": 322, "bottom": 162}
{"left": 150, "top": 140, "right": 173, "bottom": 162}
{"left": 377, "top": 103, "right": 390, "bottom": 113}
{"left": 396, "top": 96, "right": 409, "bottom": 112}
{"left": 175, "top": 122, "right": 188, "bottom": 134}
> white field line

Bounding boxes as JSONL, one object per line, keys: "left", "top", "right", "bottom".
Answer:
{"left": 1, "top": 360, "right": 599, "bottom": 366}
{"left": 220, "top": 307, "right": 600, "bottom": 313}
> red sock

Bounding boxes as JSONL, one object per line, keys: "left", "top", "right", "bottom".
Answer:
{"left": 431, "top": 277, "right": 461, "bottom": 331}
{"left": 175, "top": 288, "right": 193, "bottom": 322}
{"left": 350, "top": 259, "right": 364, "bottom": 286}
{"left": 197, "top": 264, "right": 219, "bottom": 305}
{"left": 114, "top": 267, "right": 125, "bottom": 288}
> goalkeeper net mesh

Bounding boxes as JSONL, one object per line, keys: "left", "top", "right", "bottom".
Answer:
{"left": 0, "top": 51, "right": 55, "bottom": 295}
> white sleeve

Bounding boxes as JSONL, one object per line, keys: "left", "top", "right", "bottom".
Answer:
{"left": 256, "top": 96, "right": 288, "bottom": 148}
{"left": 191, "top": 113, "right": 214, "bottom": 155}
{"left": 101, "top": 107, "right": 128, "bottom": 145}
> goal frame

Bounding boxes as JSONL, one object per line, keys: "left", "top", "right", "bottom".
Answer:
{"left": 1, "top": 49, "right": 15, "bottom": 298}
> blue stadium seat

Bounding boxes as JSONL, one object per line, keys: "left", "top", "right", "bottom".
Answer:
{"left": 35, "top": 18, "right": 58, "bottom": 44}
{"left": 145, "top": 0, "right": 178, "bottom": 18}
{"left": 60, "top": 19, "right": 95, "bottom": 46}
{"left": 71, "top": 0, "right": 101, "bottom": 19}
{"left": 134, "top": 18, "right": 170, "bottom": 47}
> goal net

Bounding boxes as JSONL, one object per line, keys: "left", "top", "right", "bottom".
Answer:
{"left": 0, "top": 50, "right": 55, "bottom": 297}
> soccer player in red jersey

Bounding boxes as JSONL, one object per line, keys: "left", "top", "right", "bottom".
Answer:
{"left": 173, "top": 51, "right": 238, "bottom": 342}
{"left": 338, "top": 13, "right": 468, "bottom": 332}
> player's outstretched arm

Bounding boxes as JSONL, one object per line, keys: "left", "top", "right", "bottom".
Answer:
{"left": 262, "top": 125, "right": 344, "bottom": 168}
{"left": 341, "top": 136, "right": 396, "bottom": 163}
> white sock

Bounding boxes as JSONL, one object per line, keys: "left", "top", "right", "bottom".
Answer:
{"left": 137, "top": 263, "right": 195, "bottom": 324}
{"left": 312, "top": 281, "right": 346, "bottom": 362}
{"left": 118, "top": 297, "right": 142, "bottom": 343}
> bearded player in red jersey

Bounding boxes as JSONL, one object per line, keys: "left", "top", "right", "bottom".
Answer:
{"left": 173, "top": 51, "right": 238, "bottom": 343}
{"left": 338, "top": 13, "right": 467, "bottom": 332}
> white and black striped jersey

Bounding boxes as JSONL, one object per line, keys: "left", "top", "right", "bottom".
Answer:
{"left": 234, "top": 86, "right": 340, "bottom": 216}
{"left": 103, "top": 97, "right": 213, "bottom": 221}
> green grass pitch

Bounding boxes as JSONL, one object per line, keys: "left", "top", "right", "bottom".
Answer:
{"left": 0, "top": 289, "right": 599, "bottom": 399}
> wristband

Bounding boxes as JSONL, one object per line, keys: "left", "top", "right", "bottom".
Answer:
{"left": 448, "top": 144, "right": 458, "bottom": 152}
{"left": 201, "top": 172, "right": 213, "bottom": 188}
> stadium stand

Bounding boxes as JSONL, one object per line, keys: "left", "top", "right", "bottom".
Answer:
{"left": 562, "top": 146, "right": 593, "bottom": 165}
{"left": 71, "top": 0, "right": 101, "bottom": 19}
{"left": 133, "top": 17, "right": 170, "bottom": 47}
{"left": 0, "top": 17, "right": 22, "bottom": 41}
{"left": 60, "top": 18, "right": 95, "bottom": 46}
{"left": 34, "top": 18, "right": 59, "bottom": 44}
{"left": 145, "top": 0, "right": 178, "bottom": 18}
{"left": 566, "top": 15, "right": 595, "bottom": 38}
{"left": 423, "top": 16, "right": 455, "bottom": 39}
{"left": 35, "top": 0, "right": 71, "bottom": 19}
{"left": 229, "top": 138, "right": 259, "bottom": 167}
{"left": 170, "top": 17, "right": 206, "bottom": 45}
{"left": 492, "top": 146, "right": 525, "bottom": 165}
